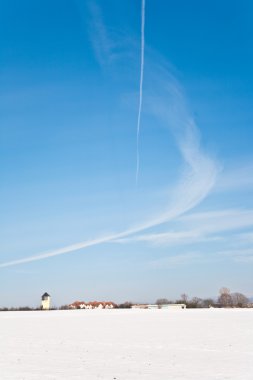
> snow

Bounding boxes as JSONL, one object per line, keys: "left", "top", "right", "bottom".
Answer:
{"left": 0, "top": 309, "right": 253, "bottom": 379}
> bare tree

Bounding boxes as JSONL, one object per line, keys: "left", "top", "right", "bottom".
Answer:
{"left": 201, "top": 298, "right": 215, "bottom": 308}
{"left": 218, "top": 287, "right": 233, "bottom": 307}
{"left": 59, "top": 305, "right": 70, "bottom": 310}
{"left": 231, "top": 292, "right": 249, "bottom": 307}
{"left": 156, "top": 298, "right": 169, "bottom": 305}
{"left": 187, "top": 297, "right": 202, "bottom": 308}
{"left": 118, "top": 302, "right": 132, "bottom": 309}
{"left": 181, "top": 293, "right": 189, "bottom": 303}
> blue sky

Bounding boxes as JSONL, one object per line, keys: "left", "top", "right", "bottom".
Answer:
{"left": 1, "top": 0, "right": 253, "bottom": 307}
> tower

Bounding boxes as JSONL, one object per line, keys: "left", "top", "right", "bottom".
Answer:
{"left": 41, "top": 292, "right": 51, "bottom": 310}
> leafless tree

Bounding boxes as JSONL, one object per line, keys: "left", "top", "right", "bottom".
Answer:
{"left": 156, "top": 298, "right": 170, "bottom": 305}
{"left": 118, "top": 302, "right": 132, "bottom": 309}
{"left": 201, "top": 298, "right": 215, "bottom": 308}
{"left": 59, "top": 305, "right": 70, "bottom": 310}
{"left": 231, "top": 292, "right": 249, "bottom": 307}
{"left": 187, "top": 297, "right": 202, "bottom": 308}
{"left": 218, "top": 287, "right": 233, "bottom": 307}
{"left": 181, "top": 293, "right": 189, "bottom": 303}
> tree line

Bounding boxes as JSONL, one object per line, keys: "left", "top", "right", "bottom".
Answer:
{"left": 156, "top": 287, "right": 250, "bottom": 308}
{"left": 0, "top": 287, "right": 251, "bottom": 311}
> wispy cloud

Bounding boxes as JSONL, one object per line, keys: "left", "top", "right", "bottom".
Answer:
{"left": 114, "top": 231, "right": 220, "bottom": 247}
{"left": 180, "top": 209, "right": 253, "bottom": 234}
{"left": 218, "top": 248, "right": 253, "bottom": 263}
{"left": 233, "top": 255, "right": 253, "bottom": 263}
{"left": 115, "top": 209, "right": 253, "bottom": 247}
{"left": 0, "top": 4, "right": 219, "bottom": 269}
{"left": 143, "top": 62, "right": 219, "bottom": 216}
{"left": 87, "top": 1, "right": 118, "bottom": 66}
{"left": 0, "top": 234, "right": 117, "bottom": 268}
{"left": 0, "top": 67, "right": 219, "bottom": 268}
{"left": 149, "top": 252, "right": 201, "bottom": 268}
{"left": 215, "top": 161, "right": 253, "bottom": 192}
{"left": 236, "top": 231, "right": 253, "bottom": 243}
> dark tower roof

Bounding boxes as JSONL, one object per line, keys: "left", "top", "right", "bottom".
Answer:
{"left": 42, "top": 292, "right": 50, "bottom": 299}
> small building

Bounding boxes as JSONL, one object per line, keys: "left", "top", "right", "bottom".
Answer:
{"left": 160, "top": 303, "right": 186, "bottom": 309}
{"left": 147, "top": 304, "right": 158, "bottom": 309}
{"left": 131, "top": 304, "right": 148, "bottom": 309}
{"left": 146, "top": 304, "right": 186, "bottom": 310}
{"left": 41, "top": 292, "right": 51, "bottom": 310}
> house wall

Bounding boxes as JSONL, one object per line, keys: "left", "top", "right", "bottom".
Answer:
{"left": 160, "top": 304, "right": 186, "bottom": 309}
{"left": 41, "top": 297, "right": 51, "bottom": 310}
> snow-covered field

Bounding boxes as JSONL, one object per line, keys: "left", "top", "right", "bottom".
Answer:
{"left": 0, "top": 309, "right": 252, "bottom": 379}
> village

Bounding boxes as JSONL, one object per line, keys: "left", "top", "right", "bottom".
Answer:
{"left": 36, "top": 288, "right": 252, "bottom": 311}
{"left": 1, "top": 288, "right": 251, "bottom": 312}
{"left": 40, "top": 292, "right": 186, "bottom": 310}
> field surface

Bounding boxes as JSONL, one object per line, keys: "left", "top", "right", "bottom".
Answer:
{"left": 0, "top": 309, "right": 253, "bottom": 379}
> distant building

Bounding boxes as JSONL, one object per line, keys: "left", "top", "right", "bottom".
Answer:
{"left": 159, "top": 303, "right": 186, "bottom": 309}
{"left": 131, "top": 304, "right": 148, "bottom": 309}
{"left": 144, "top": 304, "right": 186, "bottom": 310}
{"left": 41, "top": 292, "right": 51, "bottom": 310}
{"left": 132, "top": 304, "right": 186, "bottom": 310}
{"left": 146, "top": 304, "right": 158, "bottom": 309}
{"left": 69, "top": 301, "right": 116, "bottom": 309}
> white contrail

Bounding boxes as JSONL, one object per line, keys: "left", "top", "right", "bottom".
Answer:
{"left": 0, "top": 156, "right": 215, "bottom": 268}
{"left": 136, "top": 0, "right": 145, "bottom": 183}
{"left": 0, "top": 57, "right": 219, "bottom": 269}
{"left": 0, "top": 116, "right": 218, "bottom": 268}
{"left": 0, "top": 233, "right": 125, "bottom": 268}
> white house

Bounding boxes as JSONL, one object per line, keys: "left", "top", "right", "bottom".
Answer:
{"left": 146, "top": 304, "right": 186, "bottom": 310}
{"left": 41, "top": 292, "right": 51, "bottom": 310}
{"left": 160, "top": 303, "right": 186, "bottom": 309}
{"left": 146, "top": 304, "right": 158, "bottom": 309}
